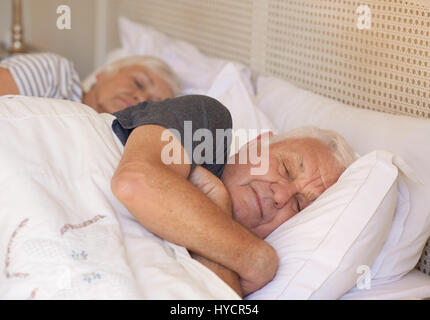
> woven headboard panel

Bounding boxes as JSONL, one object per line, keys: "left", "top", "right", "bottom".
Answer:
{"left": 258, "top": 0, "right": 430, "bottom": 118}
{"left": 114, "top": 0, "right": 430, "bottom": 118}
{"left": 417, "top": 238, "right": 430, "bottom": 276}
{"left": 115, "top": 0, "right": 254, "bottom": 67}
{"left": 111, "top": 0, "right": 429, "bottom": 276}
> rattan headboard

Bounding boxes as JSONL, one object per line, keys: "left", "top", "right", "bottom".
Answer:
{"left": 113, "top": 0, "right": 430, "bottom": 118}
{"left": 108, "top": 0, "right": 430, "bottom": 277}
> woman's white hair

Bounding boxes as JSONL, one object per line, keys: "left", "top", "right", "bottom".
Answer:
{"left": 98, "top": 55, "right": 182, "bottom": 96}
{"left": 269, "top": 126, "right": 357, "bottom": 169}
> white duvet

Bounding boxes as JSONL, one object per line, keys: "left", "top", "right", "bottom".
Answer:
{"left": 0, "top": 95, "right": 240, "bottom": 300}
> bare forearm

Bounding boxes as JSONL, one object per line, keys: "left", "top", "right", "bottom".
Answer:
{"left": 187, "top": 169, "right": 242, "bottom": 297}
{"left": 114, "top": 162, "right": 258, "bottom": 270}
{"left": 112, "top": 161, "right": 277, "bottom": 288}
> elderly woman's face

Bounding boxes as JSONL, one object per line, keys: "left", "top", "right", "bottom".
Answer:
{"left": 91, "top": 64, "right": 174, "bottom": 113}
{"left": 221, "top": 137, "right": 344, "bottom": 239}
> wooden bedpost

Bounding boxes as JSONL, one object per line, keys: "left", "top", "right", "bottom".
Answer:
{"left": 9, "top": 0, "right": 26, "bottom": 54}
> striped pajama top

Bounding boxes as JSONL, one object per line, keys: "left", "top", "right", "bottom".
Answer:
{"left": 0, "top": 52, "right": 83, "bottom": 102}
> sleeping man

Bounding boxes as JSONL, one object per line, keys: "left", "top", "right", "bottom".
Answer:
{"left": 0, "top": 53, "right": 356, "bottom": 298}
{"left": 109, "top": 96, "right": 356, "bottom": 297}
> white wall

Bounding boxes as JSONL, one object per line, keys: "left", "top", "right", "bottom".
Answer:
{"left": 1, "top": 0, "right": 122, "bottom": 79}
{"left": 22, "top": 0, "right": 97, "bottom": 79}
{"left": 0, "top": 0, "right": 122, "bottom": 79}
{"left": 94, "top": 0, "right": 121, "bottom": 69}
{"left": 105, "top": 0, "right": 121, "bottom": 58}
{"left": 0, "top": 0, "right": 12, "bottom": 48}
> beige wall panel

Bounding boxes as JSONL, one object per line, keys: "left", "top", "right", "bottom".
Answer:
{"left": 22, "top": 0, "right": 96, "bottom": 79}
{"left": 0, "top": 1, "right": 12, "bottom": 47}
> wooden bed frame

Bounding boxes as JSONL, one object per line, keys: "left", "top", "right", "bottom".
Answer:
{"left": 9, "top": 0, "right": 26, "bottom": 54}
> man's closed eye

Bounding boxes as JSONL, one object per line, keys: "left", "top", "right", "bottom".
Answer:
{"left": 134, "top": 79, "right": 144, "bottom": 90}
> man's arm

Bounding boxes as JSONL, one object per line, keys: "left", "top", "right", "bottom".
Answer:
{"left": 188, "top": 166, "right": 242, "bottom": 297}
{"left": 0, "top": 67, "right": 19, "bottom": 95}
{"left": 111, "top": 124, "right": 278, "bottom": 294}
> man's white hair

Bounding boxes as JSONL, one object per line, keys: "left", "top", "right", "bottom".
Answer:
{"left": 269, "top": 126, "right": 357, "bottom": 169}
{"left": 100, "top": 55, "right": 182, "bottom": 96}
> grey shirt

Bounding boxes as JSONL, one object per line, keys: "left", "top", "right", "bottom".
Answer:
{"left": 111, "top": 95, "right": 232, "bottom": 178}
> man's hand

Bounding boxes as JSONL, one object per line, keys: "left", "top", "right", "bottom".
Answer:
{"left": 188, "top": 166, "right": 242, "bottom": 296}
{"left": 188, "top": 166, "right": 232, "bottom": 218}
{"left": 189, "top": 166, "right": 278, "bottom": 297}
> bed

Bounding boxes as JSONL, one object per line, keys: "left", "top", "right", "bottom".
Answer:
{"left": 1, "top": 0, "right": 430, "bottom": 300}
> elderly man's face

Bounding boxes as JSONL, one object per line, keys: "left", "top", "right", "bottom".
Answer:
{"left": 221, "top": 137, "right": 344, "bottom": 239}
{"left": 90, "top": 65, "right": 174, "bottom": 113}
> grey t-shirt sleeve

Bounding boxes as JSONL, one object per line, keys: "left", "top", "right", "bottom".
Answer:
{"left": 111, "top": 95, "right": 232, "bottom": 178}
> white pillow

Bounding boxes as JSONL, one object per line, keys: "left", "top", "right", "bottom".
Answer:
{"left": 256, "top": 76, "right": 430, "bottom": 283}
{"left": 247, "top": 151, "right": 401, "bottom": 300}
{"left": 117, "top": 16, "right": 255, "bottom": 95}
{"left": 341, "top": 269, "right": 430, "bottom": 300}
{"left": 81, "top": 48, "right": 131, "bottom": 92}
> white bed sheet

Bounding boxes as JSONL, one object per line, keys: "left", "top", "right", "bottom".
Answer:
{"left": 0, "top": 95, "right": 240, "bottom": 300}
{"left": 340, "top": 270, "right": 430, "bottom": 300}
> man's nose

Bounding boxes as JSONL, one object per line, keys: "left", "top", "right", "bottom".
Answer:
{"left": 270, "top": 181, "right": 297, "bottom": 209}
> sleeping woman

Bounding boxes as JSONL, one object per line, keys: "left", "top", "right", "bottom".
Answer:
{"left": 0, "top": 52, "right": 181, "bottom": 112}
